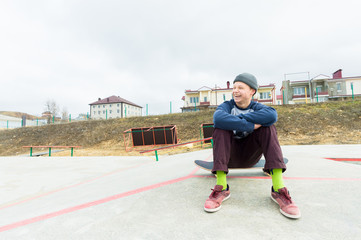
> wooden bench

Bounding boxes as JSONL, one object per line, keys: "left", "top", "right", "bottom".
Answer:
{"left": 23, "top": 146, "right": 81, "bottom": 157}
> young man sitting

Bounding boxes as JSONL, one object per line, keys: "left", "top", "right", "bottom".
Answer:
{"left": 204, "top": 73, "right": 301, "bottom": 219}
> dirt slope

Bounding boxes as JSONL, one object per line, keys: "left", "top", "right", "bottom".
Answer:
{"left": 0, "top": 101, "right": 360, "bottom": 156}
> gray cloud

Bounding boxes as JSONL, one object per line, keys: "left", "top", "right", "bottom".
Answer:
{"left": 1, "top": 0, "right": 361, "bottom": 116}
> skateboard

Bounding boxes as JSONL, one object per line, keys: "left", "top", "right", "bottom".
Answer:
{"left": 194, "top": 158, "right": 288, "bottom": 172}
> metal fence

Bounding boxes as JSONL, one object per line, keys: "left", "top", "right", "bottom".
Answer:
{"left": 0, "top": 114, "right": 47, "bottom": 129}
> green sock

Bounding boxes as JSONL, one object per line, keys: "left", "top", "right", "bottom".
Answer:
{"left": 216, "top": 171, "right": 227, "bottom": 190}
{"left": 270, "top": 168, "right": 285, "bottom": 192}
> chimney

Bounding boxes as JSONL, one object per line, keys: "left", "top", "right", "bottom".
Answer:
{"left": 333, "top": 69, "right": 342, "bottom": 79}
{"left": 98, "top": 98, "right": 101, "bottom": 101}
{"left": 107, "top": 98, "right": 109, "bottom": 103}
{"left": 227, "top": 81, "right": 230, "bottom": 89}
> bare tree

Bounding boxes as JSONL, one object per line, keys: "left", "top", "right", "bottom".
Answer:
{"left": 44, "top": 100, "right": 59, "bottom": 123}
{"left": 61, "top": 107, "right": 69, "bottom": 121}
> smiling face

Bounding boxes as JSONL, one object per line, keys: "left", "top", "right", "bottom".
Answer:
{"left": 232, "top": 81, "right": 256, "bottom": 108}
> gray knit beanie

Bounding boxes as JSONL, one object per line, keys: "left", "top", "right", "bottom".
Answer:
{"left": 233, "top": 73, "right": 258, "bottom": 93}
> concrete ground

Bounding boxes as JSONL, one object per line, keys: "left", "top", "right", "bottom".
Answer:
{"left": 0, "top": 144, "right": 361, "bottom": 240}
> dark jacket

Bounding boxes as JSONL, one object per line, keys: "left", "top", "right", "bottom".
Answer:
{"left": 213, "top": 99, "right": 277, "bottom": 138}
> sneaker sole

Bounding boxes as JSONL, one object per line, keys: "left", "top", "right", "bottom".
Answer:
{"left": 204, "top": 193, "right": 231, "bottom": 213}
{"left": 271, "top": 196, "right": 301, "bottom": 219}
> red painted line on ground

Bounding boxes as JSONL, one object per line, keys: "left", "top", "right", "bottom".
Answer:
{"left": 228, "top": 176, "right": 270, "bottom": 179}
{"left": 325, "top": 158, "right": 361, "bottom": 162}
{"left": 284, "top": 177, "right": 361, "bottom": 181}
{"left": 0, "top": 162, "right": 151, "bottom": 211}
{"left": 0, "top": 174, "right": 194, "bottom": 233}
{"left": 191, "top": 175, "right": 270, "bottom": 179}
{"left": 140, "top": 137, "right": 213, "bottom": 153}
{"left": 0, "top": 153, "right": 212, "bottom": 233}
{"left": 4, "top": 165, "right": 359, "bottom": 232}
{"left": 203, "top": 153, "right": 213, "bottom": 162}
{"left": 192, "top": 175, "right": 361, "bottom": 181}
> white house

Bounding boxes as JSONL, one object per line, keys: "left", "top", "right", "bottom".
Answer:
{"left": 89, "top": 96, "right": 142, "bottom": 120}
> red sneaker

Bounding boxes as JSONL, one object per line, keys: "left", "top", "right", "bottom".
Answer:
{"left": 271, "top": 187, "right": 301, "bottom": 219}
{"left": 204, "top": 185, "right": 230, "bottom": 213}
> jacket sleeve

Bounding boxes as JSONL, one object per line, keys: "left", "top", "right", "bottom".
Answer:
{"left": 213, "top": 102, "right": 255, "bottom": 132}
{"left": 239, "top": 103, "right": 277, "bottom": 126}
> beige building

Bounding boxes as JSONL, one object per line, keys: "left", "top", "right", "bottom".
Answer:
{"left": 181, "top": 82, "right": 233, "bottom": 112}
{"left": 257, "top": 84, "right": 277, "bottom": 105}
{"left": 328, "top": 72, "right": 361, "bottom": 100}
{"left": 89, "top": 96, "right": 142, "bottom": 120}
{"left": 282, "top": 69, "right": 361, "bottom": 104}
{"left": 181, "top": 82, "right": 277, "bottom": 112}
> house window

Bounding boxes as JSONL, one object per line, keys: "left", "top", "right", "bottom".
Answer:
{"left": 204, "top": 97, "right": 207, "bottom": 102}
{"left": 190, "top": 97, "right": 199, "bottom": 103}
{"left": 93, "top": 106, "right": 95, "bottom": 108}
{"left": 109, "top": 110, "right": 112, "bottom": 114}
{"left": 110, "top": 104, "right": 112, "bottom": 108}
{"left": 260, "top": 92, "right": 271, "bottom": 99}
{"left": 117, "top": 109, "right": 120, "bottom": 113}
{"left": 103, "top": 105, "right": 105, "bottom": 108}
{"left": 98, "top": 111, "right": 101, "bottom": 114}
{"left": 98, "top": 105, "right": 100, "bottom": 108}
{"left": 336, "top": 82, "right": 342, "bottom": 92}
{"left": 94, "top": 111, "right": 96, "bottom": 115}
{"left": 293, "top": 87, "right": 305, "bottom": 95}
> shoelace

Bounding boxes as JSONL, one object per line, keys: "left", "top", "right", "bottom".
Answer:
{"left": 280, "top": 190, "right": 292, "bottom": 203}
{"left": 210, "top": 188, "right": 222, "bottom": 197}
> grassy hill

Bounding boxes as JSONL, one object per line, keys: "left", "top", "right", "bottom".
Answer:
{"left": 0, "top": 101, "right": 360, "bottom": 156}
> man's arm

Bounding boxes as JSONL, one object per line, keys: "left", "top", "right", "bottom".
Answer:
{"left": 239, "top": 103, "right": 277, "bottom": 126}
{"left": 213, "top": 102, "right": 255, "bottom": 132}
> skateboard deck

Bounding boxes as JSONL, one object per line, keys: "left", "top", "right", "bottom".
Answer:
{"left": 194, "top": 158, "right": 288, "bottom": 172}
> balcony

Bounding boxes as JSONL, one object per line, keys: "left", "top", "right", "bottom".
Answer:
{"left": 258, "top": 99, "right": 273, "bottom": 103}
{"left": 314, "top": 91, "right": 328, "bottom": 96}
{"left": 200, "top": 101, "right": 210, "bottom": 106}
{"left": 292, "top": 94, "right": 310, "bottom": 99}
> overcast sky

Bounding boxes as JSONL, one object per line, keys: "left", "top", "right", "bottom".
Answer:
{"left": 1, "top": 0, "right": 361, "bottom": 117}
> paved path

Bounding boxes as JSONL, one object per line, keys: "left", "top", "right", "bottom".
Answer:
{"left": 0, "top": 145, "right": 360, "bottom": 239}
